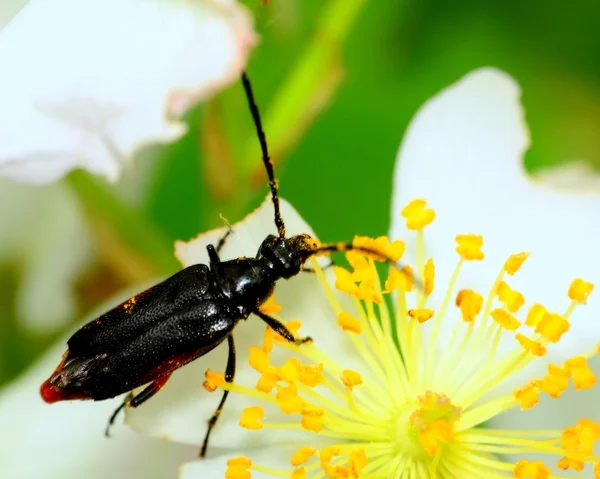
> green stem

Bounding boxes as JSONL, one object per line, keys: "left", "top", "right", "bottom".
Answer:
{"left": 66, "top": 170, "right": 179, "bottom": 277}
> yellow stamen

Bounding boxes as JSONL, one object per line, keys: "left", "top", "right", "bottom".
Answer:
{"left": 564, "top": 357, "right": 597, "bottom": 390}
{"left": 503, "top": 252, "right": 530, "bottom": 275}
{"left": 297, "top": 363, "right": 325, "bottom": 388}
{"left": 455, "top": 234, "right": 484, "bottom": 261}
{"left": 424, "top": 258, "right": 435, "bottom": 296}
{"left": 348, "top": 448, "right": 368, "bottom": 477}
{"left": 203, "top": 369, "right": 225, "bottom": 392}
{"left": 240, "top": 406, "right": 264, "bottom": 430}
{"left": 401, "top": 199, "right": 435, "bottom": 230}
{"left": 540, "top": 364, "right": 570, "bottom": 399}
{"left": 568, "top": 278, "right": 594, "bottom": 304}
{"left": 514, "top": 381, "right": 541, "bottom": 410}
{"left": 260, "top": 295, "right": 283, "bottom": 314}
{"left": 513, "top": 459, "right": 550, "bottom": 479}
{"left": 455, "top": 289, "right": 483, "bottom": 322}
{"left": 534, "top": 312, "right": 569, "bottom": 343}
{"left": 516, "top": 334, "right": 547, "bottom": 356}
{"left": 301, "top": 407, "right": 324, "bottom": 432}
{"left": 491, "top": 308, "right": 520, "bottom": 331}
{"left": 341, "top": 370, "right": 363, "bottom": 391}
{"left": 289, "top": 468, "right": 306, "bottom": 479}
{"left": 290, "top": 447, "right": 316, "bottom": 466}
{"left": 408, "top": 308, "right": 434, "bottom": 323}
{"left": 525, "top": 304, "right": 547, "bottom": 327}
{"left": 496, "top": 281, "right": 525, "bottom": 313}
{"left": 276, "top": 384, "right": 306, "bottom": 414}
{"left": 337, "top": 312, "right": 362, "bottom": 334}
{"left": 226, "top": 457, "right": 253, "bottom": 479}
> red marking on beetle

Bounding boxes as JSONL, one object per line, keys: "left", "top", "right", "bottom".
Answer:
{"left": 40, "top": 379, "right": 91, "bottom": 404}
{"left": 141, "top": 350, "right": 204, "bottom": 384}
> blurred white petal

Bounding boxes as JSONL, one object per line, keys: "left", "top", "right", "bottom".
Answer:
{"left": 126, "top": 196, "right": 361, "bottom": 448}
{"left": 389, "top": 68, "right": 600, "bottom": 427}
{"left": 0, "top": 305, "right": 196, "bottom": 479}
{"left": 0, "top": 181, "right": 92, "bottom": 332}
{"left": 0, "top": 0, "right": 27, "bottom": 30}
{"left": 0, "top": 0, "right": 256, "bottom": 183}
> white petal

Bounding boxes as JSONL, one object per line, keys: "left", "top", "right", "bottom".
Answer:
{"left": 390, "top": 68, "right": 600, "bottom": 394}
{"left": 0, "top": 329, "right": 196, "bottom": 478}
{"left": 127, "top": 196, "right": 363, "bottom": 448}
{"left": 0, "top": 0, "right": 27, "bottom": 30}
{"left": 0, "top": 0, "right": 256, "bottom": 183}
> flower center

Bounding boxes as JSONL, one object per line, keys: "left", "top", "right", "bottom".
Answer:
{"left": 406, "top": 391, "right": 461, "bottom": 457}
{"left": 202, "top": 198, "right": 598, "bottom": 479}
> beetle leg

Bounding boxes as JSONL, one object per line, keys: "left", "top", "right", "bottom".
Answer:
{"left": 200, "top": 334, "right": 236, "bottom": 458}
{"left": 104, "top": 374, "right": 172, "bottom": 437}
{"left": 105, "top": 391, "right": 134, "bottom": 437}
{"left": 206, "top": 244, "right": 221, "bottom": 264}
{"left": 255, "top": 310, "right": 313, "bottom": 345}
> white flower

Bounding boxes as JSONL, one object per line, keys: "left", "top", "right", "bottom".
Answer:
{"left": 0, "top": 0, "right": 256, "bottom": 183}
{"left": 62, "top": 69, "right": 600, "bottom": 478}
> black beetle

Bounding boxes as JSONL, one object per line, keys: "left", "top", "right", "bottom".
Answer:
{"left": 41, "top": 72, "right": 403, "bottom": 457}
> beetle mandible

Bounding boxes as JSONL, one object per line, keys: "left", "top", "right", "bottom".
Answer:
{"left": 40, "top": 72, "right": 407, "bottom": 458}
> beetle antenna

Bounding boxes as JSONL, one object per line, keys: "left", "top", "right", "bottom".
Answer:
{"left": 309, "top": 242, "right": 423, "bottom": 288}
{"left": 241, "top": 71, "right": 286, "bottom": 239}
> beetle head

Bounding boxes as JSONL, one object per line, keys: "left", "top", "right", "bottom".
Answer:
{"left": 258, "top": 234, "right": 320, "bottom": 279}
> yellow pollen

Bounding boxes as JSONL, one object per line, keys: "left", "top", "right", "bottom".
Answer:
{"left": 514, "top": 381, "right": 541, "bottom": 409}
{"left": 278, "top": 358, "right": 300, "bottom": 384}
{"left": 276, "top": 384, "right": 306, "bottom": 414}
{"left": 259, "top": 295, "right": 282, "bottom": 314}
{"left": 337, "top": 312, "right": 362, "bottom": 334}
{"left": 491, "top": 308, "right": 521, "bottom": 331}
{"left": 341, "top": 369, "right": 363, "bottom": 391}
{"left": 289, "top": 468, "right": 306, "bottom": 479}
{"left": 504, "top": 252, "right": 530, "bottom": 275}
{"left": 564, "top": 356, "right": 597, "bottom": 390}
{"left": 322, "top": 464, "right": 350, "bottom": 479}
{"left": 297, "top": 363, "right": 325, "bottom": 387}
{"left": 346, "top": 251, "right": 369, "bottom": 271}
{"left": 320, "top": 446, "right": 342, "bottom": 464}
{"left": 516, "top": 333, "right": 547, "bottom": 356}
{"left": 203, "top": 369, "right": 225, "bottom": 392}
{"left": 424, "top": 258, "right": 435, "bottom": 295}
{"left": 514, "top": 459, "right": 550, "bottom": 479}
{"left": 541, "top": 364, "right": 571, "bottom": 399}
{"left": 123, "top": 296, "right": 136, "bottom": 314}
{"left": 348, "top": 448, "right": 368, "bottom": 478}
{"left": 408, "top": 308, "right": 434, "bottom": 323}
{"left": 240, "top": 406, "right": 264, "bottom": 430}
{"left": 496, "top": 281, "right": 525, "bottom": 313}
{"left": 256, "top": 372, "right": 279, "bottom": 393}
{"left": 534, "top": 312, "right": 570, "bottom": 343}
{"left": 455, "top": 289, "right": 483, "bottom": 322}
{"left": 249, "top": 346, "right": 271, "bottom": 374}
{"left": 455, "top": 234, "right": 484, "bottom": 261}
{"left": 568, "top": 278, "right": 594, "bottom": 304}
{"left": 409, "top": 391, "right": 461, "bottom": 456}
{"left": 558, "top": 419, "right": 600, "bottom": 472}
{"left": 226, "top": 457, "right": 252, "bottom": 479}
{"left": 262, "top": 326, "right": 274, "bottom": 353}
{"left": 525, "top": 304, "right": 548, "bottom": 327}
{"left": 401, "top": 199, "right": 435, "bottom": 230}
{"left": 301, "top": 407, "right": 324, "bottom": 432}
{"left": 290, "top": 447, "right": 317, "bottom": 466}
{"left": 334, "top": 267, "right": 359, "bottom": 295}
